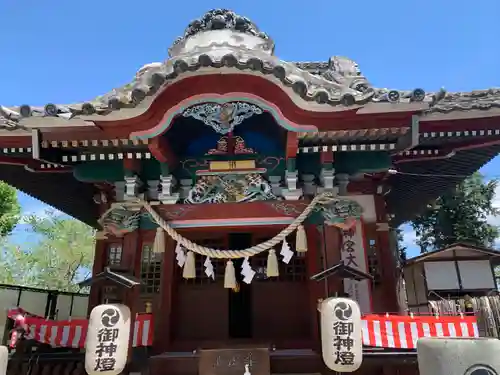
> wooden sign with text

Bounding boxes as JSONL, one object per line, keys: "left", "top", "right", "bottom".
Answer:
{"left": 209, "top": 160, "right": 256, "bottom": 171}
{"left": 198, "top": 347, "right": 270, "bottom": 375}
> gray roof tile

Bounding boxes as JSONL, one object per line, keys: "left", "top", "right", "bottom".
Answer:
{"left": 1, "top": 9, "right": 499, "bottom": 128}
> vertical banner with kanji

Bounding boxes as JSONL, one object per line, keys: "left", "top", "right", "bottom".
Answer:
{"left": 320, "top": 297, "right": 362, "bottom": 372}
{"left": 85, "top": 304, "right": 131, "bottom": 375}
{"left": 340, "top": 221, "right": 371, "bottom": 314}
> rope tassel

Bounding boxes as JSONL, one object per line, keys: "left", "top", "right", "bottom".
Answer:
{"left": 266, "top": 250, "right": 279, "bottom": 277}
{"left": 183, "top": 251, "right": 196, "bottom": 279}
{"left": 153, "top": 227, "right": 165, "bottom": 254}
{"left": 224, "top": 260, "right": 237, "bottom": 289}
{"left": 295, "top": 225, "right": 308, "bottom": 253}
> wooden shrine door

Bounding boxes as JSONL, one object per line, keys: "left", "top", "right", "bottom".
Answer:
{"left": 171, "top": 232, "right": 229, "bottom": 346}
{"left": 250, "top": 232, "right": 310, "bottom": 346}
{"left": 170, "top": 230, "right": 311, "bottom": 349}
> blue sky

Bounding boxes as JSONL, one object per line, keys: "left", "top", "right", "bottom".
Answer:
{"left": 1, "top": 0, "right": 500, "bottom": 257}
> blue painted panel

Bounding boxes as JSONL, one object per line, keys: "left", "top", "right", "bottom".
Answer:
{"left": 185, "top": 131, "right": 280, "bottom": 157}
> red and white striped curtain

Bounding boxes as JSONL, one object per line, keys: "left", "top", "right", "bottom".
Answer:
{"left": 362, "top": 314, "right": 478, "bottom": 349}
{"left": 22, "top": 314, "right": 152, "bottom": 348}
{"left": 11, "top": 310, "right": 478, "bottom": 349}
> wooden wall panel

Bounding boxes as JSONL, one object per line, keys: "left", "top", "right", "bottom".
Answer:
{"left": 172, "top": 284, "right": 228, "bottom": 342}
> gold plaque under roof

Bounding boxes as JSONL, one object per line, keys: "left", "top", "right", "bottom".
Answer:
{"left": 209, "top": 160, "right": 256, "bottom": 171}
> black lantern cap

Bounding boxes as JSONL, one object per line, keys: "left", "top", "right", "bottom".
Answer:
{"left": 310, "top": 261, "right": 373, "bottom": 282}
{"left": 79, "top": 267, "right": 142, "bottom": 289}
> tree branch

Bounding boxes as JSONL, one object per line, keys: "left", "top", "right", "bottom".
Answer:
{"left": 68, "top": 253, "right": 85, "bottom": 288}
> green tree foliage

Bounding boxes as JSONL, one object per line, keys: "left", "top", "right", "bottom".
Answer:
{"left": 411, "top": 172, "right": 499, "bottom": 253}
{"left": 0, "top": 211, "right": 95, "bottom": 291}
{"left": 0, "top": 182, "right": 20, "bottom": 236}
{"left": 0, "top": 242, "right": 32, "bottom": 285}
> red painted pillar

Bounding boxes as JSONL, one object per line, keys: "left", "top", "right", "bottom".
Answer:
{"left": 121, "top": 230, "right": 141, "bottom": 362}
{"left": 305, "top": 225, "right": 321, "bottom": 348}
{"left": 323, "top": 224, "right": 343, "bottom": 297}
{"left": 88, "top": 239, "right": 106, "bottom": 314}
{"left": 153, "top": 234, "right": 176, "bottom": 353}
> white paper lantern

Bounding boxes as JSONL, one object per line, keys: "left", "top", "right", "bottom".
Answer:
{"left": 0, "top": 346, "right": 8, "bottom": 375}
{"left": 320, "top": 297, "right": 363, "bottom": 372}
{"left": 85, "top": 304, "right": 131, "bottom": 375}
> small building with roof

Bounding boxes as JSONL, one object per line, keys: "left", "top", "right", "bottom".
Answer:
{"left": 403, "top": 243, "right": 500, "bottom": 314}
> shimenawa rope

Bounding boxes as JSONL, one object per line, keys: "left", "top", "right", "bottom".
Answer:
{"left": 140, "top": 192, "right": 336, "bottom": 259}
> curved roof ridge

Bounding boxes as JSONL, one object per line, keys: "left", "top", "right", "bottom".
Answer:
{"left": 1, "top": 9, "right": 499, "bottom": 125}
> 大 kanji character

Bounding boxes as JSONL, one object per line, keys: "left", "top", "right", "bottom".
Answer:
{"left": 344, "top": 253, "right": 358, "bottom": 267}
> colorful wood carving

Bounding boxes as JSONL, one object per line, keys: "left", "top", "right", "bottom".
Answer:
{"left": 182, "top": 101, "right": 263, "bottom": 134}
{"left": 98, "top": 206, "right": 141, "bottom": 237}
{"left": 185, "top": 174, "right": 276, "bottom": 204}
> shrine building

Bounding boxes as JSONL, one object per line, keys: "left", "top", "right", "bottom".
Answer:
{"left": 1, "top": 8, "right": 499, "bottom": 375}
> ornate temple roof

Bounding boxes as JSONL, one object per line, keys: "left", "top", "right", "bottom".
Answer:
{"left": 1, "top": 8, "right": 499, "bottom": 132}
{"left": 0, "top": 9, "right": 499, "bottom": 226}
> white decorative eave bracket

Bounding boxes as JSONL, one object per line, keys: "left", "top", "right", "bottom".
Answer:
{"left": 395, "top": 115, "right": 420, "bottom": 152}
{"left": 31, "top": 129, "right": 44, "bottom": 161}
